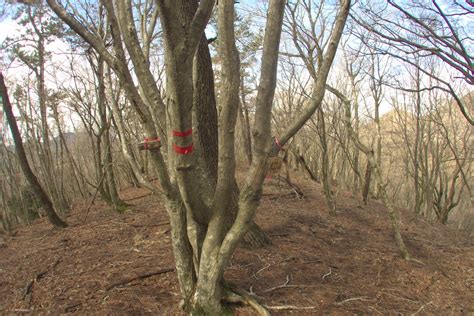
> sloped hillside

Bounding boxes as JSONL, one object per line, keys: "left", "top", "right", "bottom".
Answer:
{"left": 0, "top": 174, "right": 473, "bottom": 315}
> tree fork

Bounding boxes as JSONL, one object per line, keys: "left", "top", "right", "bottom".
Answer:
{"left": 193, "top": 18, "right": 269, "bottom": 249}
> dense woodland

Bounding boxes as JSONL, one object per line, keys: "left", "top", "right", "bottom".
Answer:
{"left": 0, "top": 0, "right": 472, "bottom": 314}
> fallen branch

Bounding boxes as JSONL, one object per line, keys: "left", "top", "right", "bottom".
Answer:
{"left": 130, "top": 221, "right": 170, "bottom": 228}
{"left": 124, "top": 192, "right": 154, "bottom": 202}
{"left": 297, "top": 154, "right": 320, "bottom": 182}
{"left": 65, "top": 303, "right": 82, "bottom": 313}
{"left": 111, "top": 220, "right": 170, "bottom": 228}
{"left": 106, "top": 267, "right": 175, "bottom": 290}
{"left": 277, "top": 175, "right": 305, "bottom": 198}
{"left": 23, "top": 258, "right": 61, "bottom": 300}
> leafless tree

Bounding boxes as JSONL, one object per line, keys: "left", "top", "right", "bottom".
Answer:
{"left": 1, "top": 72, "right": 67, "bottom": 228}
{"left": 351, "top": 0, "right": 474, "bottom": 125}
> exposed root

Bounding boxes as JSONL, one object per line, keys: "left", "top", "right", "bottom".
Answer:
{"left": 242, "top": 222, "right": 271, "bottom": 249}
{"left": 223, "top": 284, "right": 270, "bottom": 316}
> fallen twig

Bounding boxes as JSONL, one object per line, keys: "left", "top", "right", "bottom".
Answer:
{"left": 322, "top": 268, "right": 332, "bottom": 280}
{"left": 253, "top": 263, "right": 271, "bottom": 278}
{"left": 380, "top": 289, "right": 419, "bottom": 304}
{"left": 262, "top": 275, "right": 291, "bottom": 293}
{"left": 412, "top": 301, "right": 433, "bottom": 315}
{"left": 368, "top": 305, "right": 384, "bottom": 315}
{"left": 265, "top": 305, "right": 317, "bottom": 310}
{"left": 7, "top": 309, "right": 32, "bottom": 313}
{"left": 336, "top": 296, "right": 371, "bottom": 305}
{"left": 408, "top": 257, "right": 425, "bottom": 266}
{"left": 106, "top": 267, "right": 175, "bottom": 290}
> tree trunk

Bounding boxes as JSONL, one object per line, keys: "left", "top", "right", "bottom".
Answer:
{"left": 362, "top": 158, "right": 372, "bottom": 205}
{"left": 239, "top": 78, "right": 253, "bottom": 165}
{"left": 50, "top": 102, "right": 87, "bottom": 198}
{"left": 413, "top": 71, "right": 422, "bottom": 215}
{"left": 317, "top": 107, "right": 336, "bottom": 213}
{"left": 97, "top": 56, "right": 128, "bottom": 212}
{"left": 193, "top": 22, "right": 269, "bottom": 249}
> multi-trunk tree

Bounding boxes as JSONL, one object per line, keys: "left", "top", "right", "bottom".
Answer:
{"left": 43, "top": 0, "right": 350, "bottom": 313}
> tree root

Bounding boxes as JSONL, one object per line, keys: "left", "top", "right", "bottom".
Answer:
{"left": 242, "top": 222, "right": 271, "bottom": 249}
{"left": 222, "top": 284, "right": 270, "bottom": 316}
{"left": 222, "top": 285, "right": 317, "bottom": 314}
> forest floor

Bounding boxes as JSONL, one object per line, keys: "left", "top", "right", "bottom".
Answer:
{"left": 0, "top": 172, "right": 473, "bottom": 315}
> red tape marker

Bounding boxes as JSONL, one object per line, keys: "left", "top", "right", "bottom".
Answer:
{"left": 275, "top": 137, "right": 283, "bottom": 149}
{"left": 173, "top": 143, "right": 193, "bottom": 155}
{"left": 172, "top": 128, "right": 192, "bottom": 137}
{"left": 144, "top": 137, "right": 160, "bottom": 150}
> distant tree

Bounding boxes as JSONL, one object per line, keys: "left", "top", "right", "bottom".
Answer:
{"left": 351, "top": 0, "right": 474, "bottom": 125}
{"left": 391, "top": 79, "right": 472, "bottom": 225}
{"left": 279, "top": 0, "right": 352, "bottom": 212}
{"left": 327, "top": 84, "right": 411, "bottom": 260}
{"left": 2, "top": 0, "right": 71, "bottom": 212}
{"left": 1, "top": 72, "right": 67, "bottom": 228}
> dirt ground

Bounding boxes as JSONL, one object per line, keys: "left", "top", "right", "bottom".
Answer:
{"left": 1, "top": 174, "right": 473, "bottom": 315}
